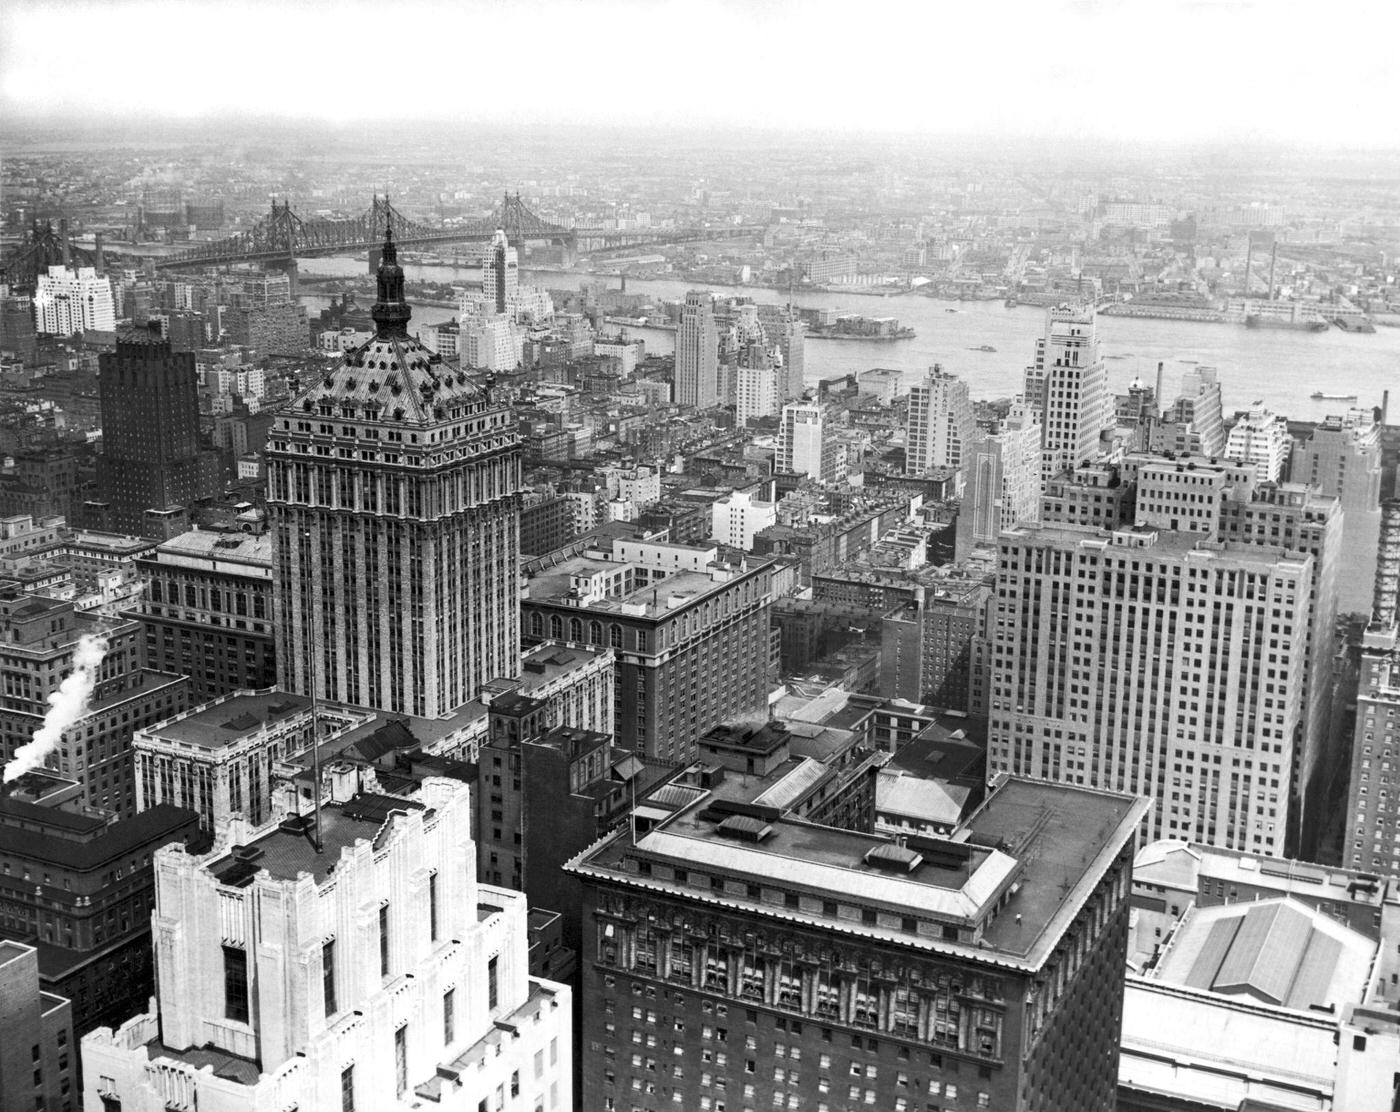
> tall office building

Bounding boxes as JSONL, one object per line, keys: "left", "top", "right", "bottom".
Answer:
{"left": 955, "top": 401, "right": 1042, "bottom": 560}
{"left": 568, "top": 770, "right": 1147, "bottom": 1112}
{"left": 1148, "top": 367, "right": 1225, "bottom": 458}
{"left": 1292, "top": 409, "right": 1383, "bottom": 614}
{"left": 81, "top": 778, "right": 573, "bottom": 1112}
{"left": 1343, "top": 624, "right": 1400, "bottom": 877}
{"left": 521, "top": 535, "right": 776, "bottom": 763}
{"left": 96, "top": 325, "right": 220, "bottom": 536}
{"left": 1225, "top": 405, "right": 1291, "bottom": 482}
{"left": 736, "top": 362, "right": 780, "bottom": 427}
{"left": 907, "top": 365, "right": 973, "bottom": 479}
{"left": 266, "top": 226, "right": 522, "bottom": 718}
{"left": 483, "top": 227, "right": 518, "bottom": 314}
{"left": 778, "top": 401, "right": 840, "bottom": 482}
{"left": 675, "top": 290, "right": 719, "bottom": 409}
{"left": 130, "top": 529, "right": 276, "bottom": 704}
{"left": 989, "top": 523, "right": 1311, "bottom": 856}
{"left": 1038, "top": 305, "right": 1110, "bottom": 483}
{"left": 33, "top": 265, "right": 116, "bottom": 336}
{"left": 755, "top": 307, "right": 807, "bottom": 400}
{"left": 1219, "top": 482, "right": 1341, "bottom": 856}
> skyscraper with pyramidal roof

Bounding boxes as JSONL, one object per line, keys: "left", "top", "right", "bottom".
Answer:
{"left": 266, "top": 223, "right": 521, "bottom": 717}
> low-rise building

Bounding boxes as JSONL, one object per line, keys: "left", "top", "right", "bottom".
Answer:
{"left": 1120, "top": 838, "right": 1400, "bottom": 1111}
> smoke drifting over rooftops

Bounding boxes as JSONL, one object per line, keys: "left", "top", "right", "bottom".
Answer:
{"left": 2, "top": 633, "right": 109, "bottom": 783}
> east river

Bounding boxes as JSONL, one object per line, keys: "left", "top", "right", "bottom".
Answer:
{"left": 298, "top": 257, "right": 1400, "bottom": 417}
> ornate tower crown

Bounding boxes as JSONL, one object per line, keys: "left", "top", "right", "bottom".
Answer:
{"left": 371, "top": 218, "right": 411, "bottom": 338}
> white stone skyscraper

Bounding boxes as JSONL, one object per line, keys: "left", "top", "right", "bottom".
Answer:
{"left": 778, "top": 401, "right": 836, "bottom": 481}
{"left": 954, "top": 400, "right": 1042, "bottom": 560}
{"left": 33, "top": 264, "right": 116, "bottom": 335}
{"left": 266, "top": 224, "right": 521, "bottom": 717}
{"left": 482, "top": 227, "right": 518, "bottom": 314}
{"left": 906, "top": 364, "right": 973, "bottom": 487}
{"left": 1038, "top": 304, "right": 1109, "bottom": 483}
{"left": 81, "top": 778, "right": 572, "bottom": 1112}
{"left": 1226, "top": 405, "right": 1292, "bottom": 482}
{"left": 675, "top": 289, "right": 719, "bottom": 409}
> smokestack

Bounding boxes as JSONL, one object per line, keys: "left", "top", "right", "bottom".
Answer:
{"left": 1155, "top": 361, "right": 1165, "bottom": 412}
{"left": 1383, "top": 389, "right": 1390, "bottom": 427}
{"left": 1268, "top": 243, "right": 1278, "bottom": 301}
{"left": 94, "top": 232, "right": 104, "bottom": 274}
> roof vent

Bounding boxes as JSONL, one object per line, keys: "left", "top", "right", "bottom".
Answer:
{"left": 864, "top": 843, "right": 923, "bottom": 873}
{"left": 716, "top": 814, "right": 773, "bottom": 843}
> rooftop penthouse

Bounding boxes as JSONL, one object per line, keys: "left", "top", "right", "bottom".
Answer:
{"left": 571, "top": 772, "right": 1147, "bottom": 973}
{"left": 525, "top": 535, "right": 763, "bottom": 619}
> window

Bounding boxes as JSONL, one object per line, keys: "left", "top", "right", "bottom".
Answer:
{"left": 340, "top": 1065, "right": 355, "bottom": 1112}
{"left": 444, "top": 989, "right": 456, "bottom": 1045}
{"left": 429, "top": 872, "right": 439, "bottom": 942}
{"left": 322, "top": 940, "right": 337, "bottom": 1016}
{"left": 379, "top": 905, "right": 391, "bottom": 977}
{"left": 488, "top": 956, "right": 499, "bottom": 1010}
{"left": 395, "top": 1025, "right": 408, "bottom": 1097}
{"left": 222, "top": 946, "right": 249, "bottom": 1023}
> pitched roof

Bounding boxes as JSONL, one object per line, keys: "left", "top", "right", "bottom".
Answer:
{"left": 290, "top": 333, "right": 486, "bottom": 427}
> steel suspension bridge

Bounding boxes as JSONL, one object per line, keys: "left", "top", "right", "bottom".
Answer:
{"left": 1, "top": 193, "right": 765, "bottom": 285}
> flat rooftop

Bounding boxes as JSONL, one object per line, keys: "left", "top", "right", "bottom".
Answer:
{"left": 577, "top": 773, "right": 1144, "bottom": 972}
{"left": 964, "top": 778, "right": 1144, "bottom": 960}
{"left": 206, "top": 795, "right": 425, "bottom": 888}
{"left": 144, "top": 1040, "right": 262, "bottom": 1086}
{"left": 527, "top": 558, "right": 738, "bottom": 618}
{"left": 141, "top": 690, "right": 312, "bottom": 751}
{"left": 1005, "top": 522, "right": 1311, "bottom": 568}
{"left": 150, "top": 529, "right": 272, "bottom": 567}
{"left": 519, "top": 643, "right": 608, "bottom": 686}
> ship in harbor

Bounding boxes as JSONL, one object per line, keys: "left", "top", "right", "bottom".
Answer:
{"left": 1311, "top": 391, "right": 1358, "bottom": 401}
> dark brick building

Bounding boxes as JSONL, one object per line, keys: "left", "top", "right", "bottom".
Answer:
{"left": 95, "top": 325, "right": 220, "bottom": 536}
{"left": 0, "top": 774, "right": 200, "bottom": 1037}
{"left": 568, "top": 775, "right": 1146, "bottom": 1112}
{"left": 128, "top": 527, "right": 275, "bottom": 703}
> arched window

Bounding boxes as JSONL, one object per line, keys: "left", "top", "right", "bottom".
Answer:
{"left": 550, "top": 615, "right": 564, "bottom": 640}
{"left": 569, "top": 617, "right": 583, "bottom": 643}
{"left": 609, "top": 624, "right": 624, "bottom": 648}
{"left": 530, "top": 612, "right": 544, "bottom": 637}
{"left": 589, "top": 620, "right": 603, "bottom": 644}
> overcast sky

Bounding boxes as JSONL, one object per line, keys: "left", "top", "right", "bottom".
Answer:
{"left": 3, "top": 0, "right": 1395, "bottom": 147}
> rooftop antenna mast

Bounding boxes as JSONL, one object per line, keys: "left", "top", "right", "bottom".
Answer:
{"left": 305, "top": 526, "right": 323, "bottom": 853}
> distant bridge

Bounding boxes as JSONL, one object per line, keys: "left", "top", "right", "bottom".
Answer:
{"left": 148, "top": 194, "right": 574, "bottom": 270}
{"left": 1, "top": 194, "right": 769, "bottom": 282}
{"left": 147, "top": 193, "right": 765, "bottom": 271}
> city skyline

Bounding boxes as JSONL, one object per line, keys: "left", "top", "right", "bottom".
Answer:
{"left": 2, "top": 0, "right": 1398, "bottom": 148}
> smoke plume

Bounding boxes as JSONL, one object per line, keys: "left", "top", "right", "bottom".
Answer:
{"left": 3, "top": 634, "right": 109, "bottom": 783}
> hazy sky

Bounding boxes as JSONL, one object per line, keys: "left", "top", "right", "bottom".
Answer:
{"left": 3, "top": 0, "right": 1396, "bottom": 146}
